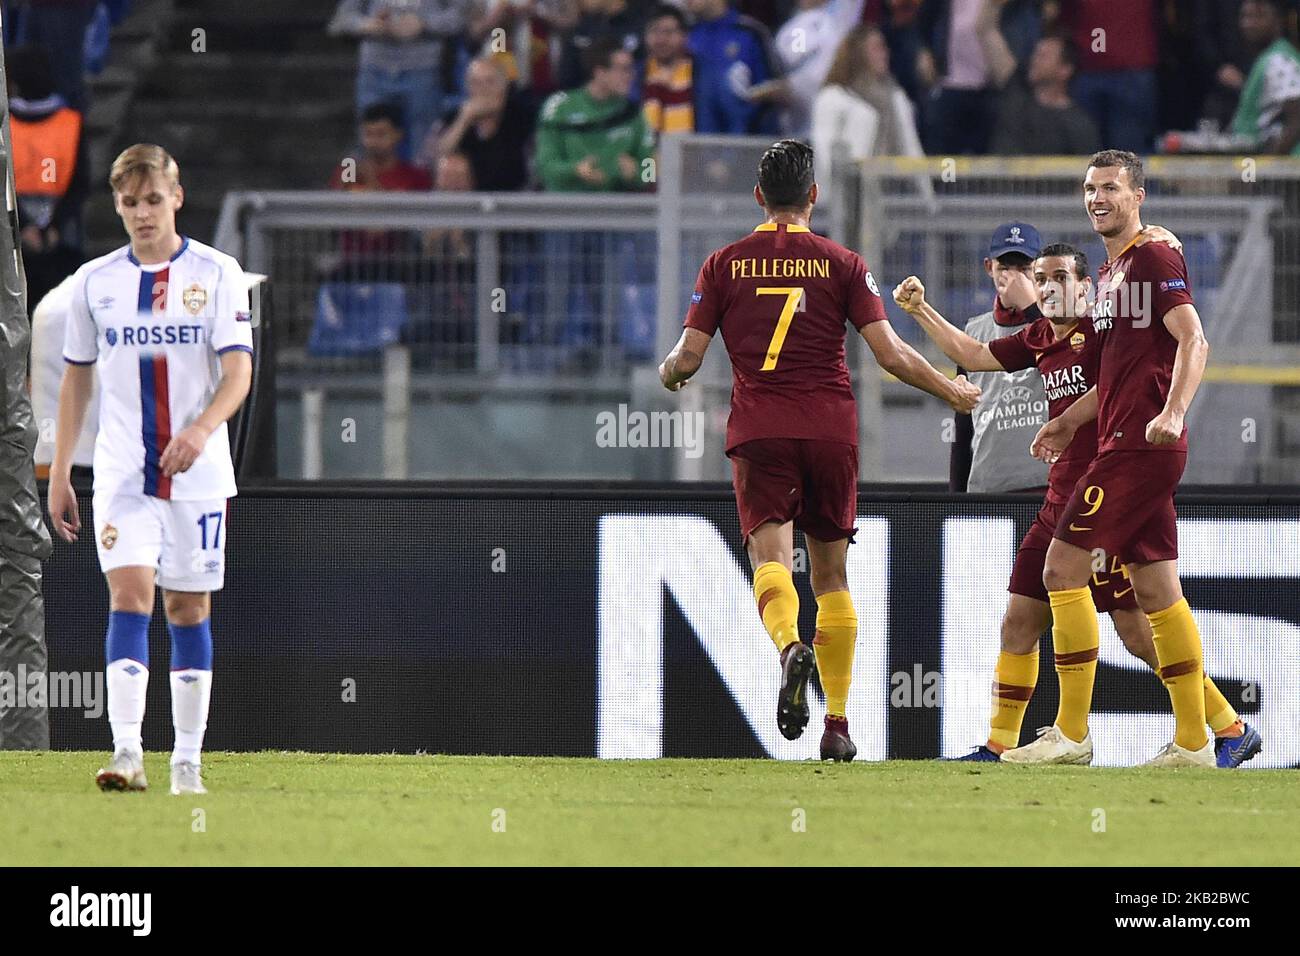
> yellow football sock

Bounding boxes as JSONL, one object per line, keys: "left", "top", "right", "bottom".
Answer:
{"left": 1203, "top": 676, "right": 1240, "bottom": 736}
{"left": 988, "top": 649, "right": 1039, "bottom": 752}
{"left": 1049, "top": 586, "right": 1099, "bottom": 745}
{"left": 753, "top": 561, "right": 799, "bottom": 653}
{"left": 813, "top": 590, "right": 856, "bottom": 717}
{"left": 1149, "top": 598, "right": 1208, "bottom": 751}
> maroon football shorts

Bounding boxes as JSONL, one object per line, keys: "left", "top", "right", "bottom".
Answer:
{"left": 1009, "top": 497, "right": 1139, "bottom": 611}
{"left": 1052, "top": 449, "right": 1187, "bottom": 565}
{"left": 728, "top": 438, "right": 858, "bottom": 543}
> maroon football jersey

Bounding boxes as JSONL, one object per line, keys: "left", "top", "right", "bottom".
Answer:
{"left": 684, "top": 223, "right": 887, "bottom": 451}
{"left": 1091, "top": 239, "right": 1195, "bottom": 453}
{"left": 988, "top": 315, "right": 1101, "bottom": 503}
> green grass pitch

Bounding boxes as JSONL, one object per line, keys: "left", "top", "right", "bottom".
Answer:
{"left": 1, "top": 752, "right": 1295, "bottom": 866}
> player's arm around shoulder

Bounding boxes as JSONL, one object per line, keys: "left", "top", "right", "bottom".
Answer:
{"left": 891, "top": 275, "right": 1005, "bottom": 372}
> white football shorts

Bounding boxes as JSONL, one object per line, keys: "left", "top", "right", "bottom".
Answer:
{"left": 92, "top": 488, "right": 230, "bottom": 592}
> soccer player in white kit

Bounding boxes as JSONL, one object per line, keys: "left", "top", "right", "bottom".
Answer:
{"left": 47, "top": 144, "right": 253, "bottom": 795}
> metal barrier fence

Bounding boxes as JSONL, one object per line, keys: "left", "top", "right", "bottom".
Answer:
{"left": 214, "top": 144, "right": 1300, "bottom": 484}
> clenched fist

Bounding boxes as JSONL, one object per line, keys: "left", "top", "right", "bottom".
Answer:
{"left": 1145, "top": 408, "right": 1184, "bottom": 445}
{"left": 893, "top": 275, "right": 926, "bottom": 313}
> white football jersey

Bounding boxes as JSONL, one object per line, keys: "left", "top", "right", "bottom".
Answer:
{"left": 63, "top": 236, "right": 254, "bottom": 500}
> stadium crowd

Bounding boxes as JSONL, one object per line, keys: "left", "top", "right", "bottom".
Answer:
{"left": 324, "top": 0, "right": 1300, "bottom": 203}
{"left": 5, "top": 0, "right": 1300, "bottom": 366}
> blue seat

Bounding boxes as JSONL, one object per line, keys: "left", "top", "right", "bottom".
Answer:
{"left": 309, "top": 282, "right": 409, "bottom": 357}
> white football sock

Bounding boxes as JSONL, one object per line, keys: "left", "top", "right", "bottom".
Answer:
{"left": 107, "top": 658, "right": 149, "bottom": 756}
{"left": 170, "top": 668, "right": 212, "bottom": 766}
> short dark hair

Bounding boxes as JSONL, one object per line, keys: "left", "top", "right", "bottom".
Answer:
{"left": 647, "top": 3, "right": 688, "bottom": 30}
{"left": 1037, "top": 242, "right": 1089, "bottom": 280}
{"left": 1039, "top": 31, "right": 1077, "bottom": 73}
{"left": 757, "top": 139, "right": 815, "bottom": 210}
{"left": 583, "top": 36, "right": 628, "bottom": 77}
{"left": 1088, "top": 149, "right": 1144, "bottom": 191}
{"left": 361, "top": 101, "right": 405, "bottom": 130}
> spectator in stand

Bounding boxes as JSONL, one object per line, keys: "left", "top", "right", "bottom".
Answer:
{"left": 642, "top": 4, "right": 697, "bottom": 137}
{"left": 536, "top": 38, "right": 656, "bottom": 363}
{"left": 686, "top": 0, "right": 782, "bottom": 134}
{"left": 7, "top": 44, "right": 89, "bottom": 316}
{"left": 536, "top": 38, "right": 654, "bottom": 192}
{"left": 437, "top": 55, "right": 536, "bottom": 189}
{"left": 410, "top": 152, "right": 477, "bottom": 367}
{"left": 1232, "top": 0, "right": 1300, "bottom": 154}
{"left": 467, "top": 0, "right": 578, "bottom": 97}
{"left": 918, "top": 0, "right": 1040, "bottom": 155}
{"left": 1060, "top": 0, "right": 1159, "bottom": 153}
{"left": 1189, "top": 0, "right": 1250, "bottom": 130}
{"left": 555, "top": 0, "right": 646, "bottom": 89}
{"left": 877, "top": 0, "right": 930, "bottom": 108}
{"left": 812, "top": 24, "right": 923, "bottom": 184}
{"left": 333, "top": 102, "right": 435, "bottom": 194}
{"left": 328, "top": 0, "right": 472, "bottom": 167}
{"left": 10, "top": 0, "right": 99, "bottom": 110}
{"left": 329, "top": 101, "right": 433, "bottom": 280}
{"left": 987, "top": 32, "right": 1100, "bottom": 155}
{"left": 769, "top": 0, "right": 865, "bottom": 138}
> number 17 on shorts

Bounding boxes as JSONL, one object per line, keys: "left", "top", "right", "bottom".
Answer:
{"left": 93, "top": 489, "right": 230, "bottom": 592}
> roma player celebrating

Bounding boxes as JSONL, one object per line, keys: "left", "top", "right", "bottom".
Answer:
{"left": 895, "top": 244, "right": 1252, "bottom": 766}
{"left": 658, "top": 139, "right": 980, "bottom": 760}
{"left": 1031, "top": 150, "right": 1261, "bottom": 768}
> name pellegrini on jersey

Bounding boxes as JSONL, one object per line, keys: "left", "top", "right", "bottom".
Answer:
{"left": 1042, "top": 363, "right": 1088, "bottom": 402}
{"left": 730, "top": 257, "right": 832, "bottom": 280}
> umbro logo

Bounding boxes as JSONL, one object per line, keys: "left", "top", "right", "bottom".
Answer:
{"left": 96, "top": 296, "right": 115, "bottom": 308}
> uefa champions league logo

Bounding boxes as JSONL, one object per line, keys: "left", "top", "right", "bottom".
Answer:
{"left": 1008, "top": 226, "right": 1024, "bottom": 245}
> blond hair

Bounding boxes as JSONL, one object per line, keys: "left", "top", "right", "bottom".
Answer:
{"left": 109, "top": 143, "right": 181, "bottom": 193}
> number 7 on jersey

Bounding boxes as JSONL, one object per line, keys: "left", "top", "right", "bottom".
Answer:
{"left": 756, "top": 287, "right": 804, "bottom": 370}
